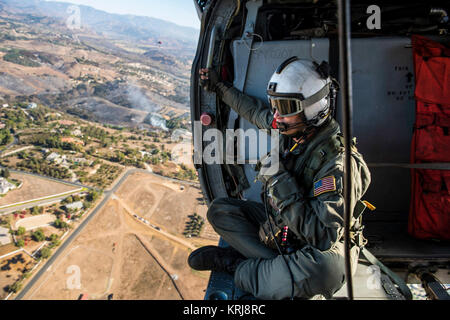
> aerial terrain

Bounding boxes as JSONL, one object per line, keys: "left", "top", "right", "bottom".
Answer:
{"left": 0, "top": 0, "right": 216, "bottom": 300}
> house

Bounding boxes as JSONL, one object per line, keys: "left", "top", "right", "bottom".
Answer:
{"left": 0, "top": 177, "right": 16, "bottom": 194}
{"left": 0, "top": 226, "right": 11, "bottom": 245}
{"left": 2, "top": 104, "right": 8, "bottom": 108}
{"left": 46, "top": 152, "right": 61, "bottom": 163}
{"left": 71, "top": 129, "right": 83, "bottom": 137}
{"left": 61, "top": 136, "right": 84, "bottom": 146}
{"left": 27, "top": 103, "right": 37, "bottom": 109}
{"left": 139, "top": 151, "right": 151, "bottom": 158}
{"left": 65, "top": 201, "right": 83, "bottom": 211}
{"left": 70, "top": 157, "right": 93, "bottom": 166}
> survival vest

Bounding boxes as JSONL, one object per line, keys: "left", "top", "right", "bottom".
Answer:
{"left": 291, "top": 124, "right": 370, "bottom": 247}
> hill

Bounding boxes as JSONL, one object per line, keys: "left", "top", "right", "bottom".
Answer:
{"left": 0, "top": 0, "right": 197, "bottom": 127}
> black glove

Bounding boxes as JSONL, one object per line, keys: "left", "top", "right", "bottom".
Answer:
{"left": 199, "top": 68, "right": 220, "bottom": 92}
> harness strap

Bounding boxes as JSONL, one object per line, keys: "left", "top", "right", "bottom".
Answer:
{"left": 360, "top": 247, "right": 413, "bottom": 300}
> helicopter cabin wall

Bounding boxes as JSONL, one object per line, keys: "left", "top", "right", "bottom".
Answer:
{"left": 230, "top": 36, "right": 416, "bottom": 220}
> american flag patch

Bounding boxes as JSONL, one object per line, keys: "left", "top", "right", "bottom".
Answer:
{"left": 313, "top": 176, "right": 336, "bottom": 197}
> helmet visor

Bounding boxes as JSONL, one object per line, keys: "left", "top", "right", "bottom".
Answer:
{"left": 269, "top": 97, "right": 303, "bottom": 117}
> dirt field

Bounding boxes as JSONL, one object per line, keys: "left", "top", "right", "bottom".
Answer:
{"left": 0, "top": 172, "right": 79, "bottom": 206}
{"left": 14, "top": 214, "right": 56, "bottom": 231}
{"left": 21, "top": 172, "right": 219, "bottom": 300}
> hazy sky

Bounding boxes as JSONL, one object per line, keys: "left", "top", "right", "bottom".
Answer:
{"left": 47, "top": 0, "right": 201, "bottom": 29}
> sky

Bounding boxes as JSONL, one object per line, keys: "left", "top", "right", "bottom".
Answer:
{"left": 46, "top": 0, "right": 201, "bottom": 29}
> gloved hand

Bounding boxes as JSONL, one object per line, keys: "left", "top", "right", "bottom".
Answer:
{"left": 199, "top": 68, "right": 220, "bottom": 92}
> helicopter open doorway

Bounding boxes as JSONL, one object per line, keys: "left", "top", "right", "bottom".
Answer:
{"left": 191, "top": 0, "right": 450, "bottom": 300}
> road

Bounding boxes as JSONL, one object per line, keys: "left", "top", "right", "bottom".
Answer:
{"left": 116, "top": 196, "right": 196, "bottom": 251}
{"left": 0, "top": 168, "right": 93, "bottom": 215}
{"left": 14, "top": 167, "right": 198, "bottom": 300}
{"left": 0, "top": 136, "right": 19, "bottom": 156}
{"left": 0, "top": 146, "right": 34, "bottom": 158}
{"left": 0, "top": 167, "right": 95, "bottom": 191}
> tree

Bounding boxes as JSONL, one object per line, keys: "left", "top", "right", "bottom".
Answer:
{"left": 16, "top": 226, "right": 26, "bottom": 236}
{"left": 49, "top": 234, "right": 60, "bottom": 248}
{"left": 1, "top": 168, "right": 10, "bottom": 178}
{"left": 49, "top": 233, "right": 59, "bottom": 242}
{"left": 54, "top": 218, "right": 68, "bottom": 229}
{"left": 9, "top": 281, "right": 23, "bottom": 293}
{"left": 64, "top": 196, "right": 73, "bottom": 204}
{"left": 40, "top": 247, "right": 51, "bottom": 259}
{"left": 16, "top": 239, "right": 25, "bottom": 247}
{"left": 31, "top": 229, "right": 45, "bottom": 242}
{"left": 87, "top": 190, "right": 100, "bottom": 202}
{"left": 31, "top": 206, "right": 41, "bottom": 215}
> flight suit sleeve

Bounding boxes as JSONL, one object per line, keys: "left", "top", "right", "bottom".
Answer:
{"left": 216, "top": 82, "right": 273, "bottom": 130}
{"left": 280, "top": 152, "right": 371, "bottom": 251}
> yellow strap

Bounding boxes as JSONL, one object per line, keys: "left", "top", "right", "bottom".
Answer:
{"left": 362, "top": 200, "right": 376, "bottom": 211}
{"left": 289, "top": 143, "right": 299, "bottom": 152}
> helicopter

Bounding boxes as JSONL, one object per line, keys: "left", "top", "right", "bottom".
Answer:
{"left": 190, "top": 0, "right": 450, "bottom": 300}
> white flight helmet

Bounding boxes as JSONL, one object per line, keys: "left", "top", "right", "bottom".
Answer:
{"left": 267, "top": 57, "right": 336, "bottom": 127}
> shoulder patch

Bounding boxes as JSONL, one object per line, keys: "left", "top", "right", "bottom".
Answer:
{"left": 313, "top": 176, "right": 336, "bottom": 197}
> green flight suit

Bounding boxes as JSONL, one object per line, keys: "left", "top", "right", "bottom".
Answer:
{"left": 206, "top": 83, "right": 371, "bottom": 299}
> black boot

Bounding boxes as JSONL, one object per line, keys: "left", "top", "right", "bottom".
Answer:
{"left": 188, "top": 246, "right": 245, "bottom": 275}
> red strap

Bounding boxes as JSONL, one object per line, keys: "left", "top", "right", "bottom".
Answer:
{"left": 272, "top": 118, "right": 278, "bottom": 129}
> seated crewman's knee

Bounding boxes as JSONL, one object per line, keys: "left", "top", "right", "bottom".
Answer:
{"left": 206, "top": 197, "right": 228, "bottom": 225}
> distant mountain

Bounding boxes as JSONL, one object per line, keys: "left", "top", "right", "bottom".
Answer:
{"left": 0, "top": 0, "right": 200, "bottom": 45}
{"left": 0, "top": 0, "right": 196, "bottom": 127}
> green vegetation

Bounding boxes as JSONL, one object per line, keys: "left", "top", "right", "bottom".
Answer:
{"left": 16, "top": 226, "right": 26, "bottom": 236}
{"left": 54, "top": 218, "right": 69, "bottom": 229}
{"left": 1, "top": 109, "right": 31, "bottom": 129}
{"left": 167, "top": 164, "right": 197, "bottom": 181}
{"left": 16, "top": 157, "right": 71, "bottom": 180}
{"left": 31, "top": 206, "right": 44, "bottom": 215}
{"left": 3, "top": 49, "right": 40, "bottom": 67}
{"left": 81, "top": 125, "right": 108, "bottom": 140}
{"left": 84, "top": 163, "right": 122, "bottom": 188}
{"left": 75, "top": 57, "right": 99, "bottom": 67}
{"left": 16, "top": 239, "right": 25, "bottom": 247}
{"left": 1, "top": 168, "right": 11, "bottom": 178}
{"left": 31, "top": 229, "right": 45, "bottom": 242}
{"left": 48, "top": 233, "right": 60, "bottom": 248}
{"left": 166, "top": 118, "right": 189, "bottom": 130}
{"left": 23, "top": 133, "right": 82, "bottom": 152}
{"left": 8, "top": 281, "right": 23, "bottom": 293}
{"left": 40, "top": 247, "right": 51, "bottom": 259}
{"left": 183, "top": 213, "right": 205, "bottom": 238}
{"left": 0, "top": 128, "right": 13, "bottom": 146}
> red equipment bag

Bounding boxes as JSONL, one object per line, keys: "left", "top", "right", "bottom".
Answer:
{"left": 411, "top": 35, "right": 450, "bottom": 104}
{"left": 409, "top": 35, "right": 450, "bottom": 240}
{"left": 412, "top": 101, "right": 450, "bottom": 163}
{"left": 409, "top": 169, "right": 450, "bottom": 240}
